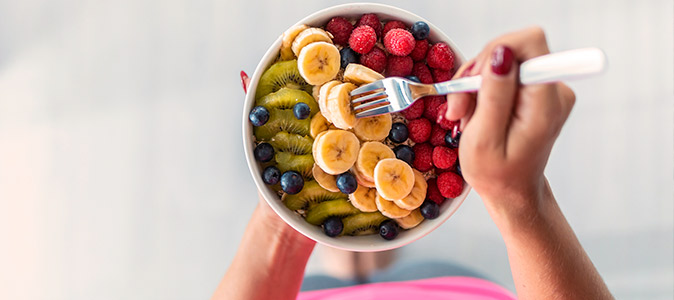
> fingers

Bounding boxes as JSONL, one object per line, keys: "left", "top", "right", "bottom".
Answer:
{"left": 445, "top": 59, "right": 476, "bottom": 121}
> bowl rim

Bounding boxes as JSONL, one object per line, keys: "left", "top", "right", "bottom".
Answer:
{"left": 241, "top": 2, "right": 471, "bottom": 252}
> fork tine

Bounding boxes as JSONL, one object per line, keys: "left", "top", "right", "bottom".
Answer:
{"left": 350, "top": 81, "right": 385, "bottom": 97}
{"left": 353, "top": 98, "right": 390, "bottom": 111}
{"left": 355, "top": 105, "right": 394, "bottom": 118}
{"left": 350, "top": 90, "right": 387, "bottom": 104}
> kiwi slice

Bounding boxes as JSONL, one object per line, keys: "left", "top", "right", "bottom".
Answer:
{"left": 276, "top": 152, "right": 314, "bottom": 178}
{"left": 283, "top": 180, "right": 345, "bottom": 211}
{"left": 255, "top": 60, "right": 312, "bottom": 100}
{"left": 257, "top": 88, "right": 319, "bottom": 118}
{"left": 269, "top": 131, "right": 313, "bottom": 155}
{"left": 342, "top": 212, "right": 389, "bottom": 236}
{"left": 254, "top": 108, "right": 311, "bottom": 141}
{"left": 305, "top": 199, "right": 359, "bottom": 225}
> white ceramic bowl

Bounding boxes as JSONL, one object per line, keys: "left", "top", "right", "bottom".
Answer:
{"left": 242, "top": 3, "right": 471, "bottom": 252}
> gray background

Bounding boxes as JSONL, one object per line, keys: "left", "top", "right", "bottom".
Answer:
{"left": 0, "top": 0, "right": 672, "bottom": 299}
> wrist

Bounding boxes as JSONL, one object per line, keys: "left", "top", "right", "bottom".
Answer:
{"left": 481, "top": 177, "right": 555, "bottom": 233}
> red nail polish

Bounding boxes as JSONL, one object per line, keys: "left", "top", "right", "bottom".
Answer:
{"left": 240, "top": 70, "right": 249, "bottom": 94}
{"left": 490, "top": 45, "right": 513, "bottom": 75}
{"left": 461, "top": 62, "right": 475, "bottom": 77}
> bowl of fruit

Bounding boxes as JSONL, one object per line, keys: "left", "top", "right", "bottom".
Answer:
{"left": 243, "top": 3, "right": 470, "bottom": 252}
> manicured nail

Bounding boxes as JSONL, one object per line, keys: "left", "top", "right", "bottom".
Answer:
{"left": 490, "top": 45, "right": 513, "bottom": 75}
{"left": 240, "top": 70, "right": 249, "bottom": 94}
{"left": 461, "top": 62, "right": 475, "bottom": 77}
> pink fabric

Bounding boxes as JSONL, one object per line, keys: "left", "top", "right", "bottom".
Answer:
{"left": 297, "top": 276, "right": 516, "bottom": 300}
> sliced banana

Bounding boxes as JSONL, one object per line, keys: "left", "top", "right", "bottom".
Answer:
{"left": 312, "top": 130, "right": 328, "bottom": 156}
{"left": 352, "top": 166, "right": 376, "bottom": 188}
{"left": 375, "top": 192, "right": 412, "bottom": 219}
{"left": 326, "top": 82, "right": 358, "bottom": 129}
{"left": 374, "top": 158, "right": 415, "bottom": 201}
{"left": 297, "top": 42, "right": 340, "bottom": 85}
{"left": 348, "top": 184, "right": 378, "bottom": 212}
{"left": 355, "top": 142, "right": 395, "bottom": 182}
{"left": 280, "top": 24, "right": 309, "bottom": 60}
{"left": 292, "top": 27, "right": 333, "bottom": 56}
{"left": 310, "top": 112, "right": 332, "bottom": 139}
{"left": 353, "top": 114, "right": 392, "bottom": 141}
{"left": 393, "top": 169, "right": 427, "bottom": 210}
{"left": 319, "top": 80, "right": 342, "bottom": 123}
{"left": 395, "top": 208, "right": 424, "bottom": 229}
{"left": 343, "top": 63, "right": 385, "bottom": 85}
{"left": 313, "top": 129, "right": 360, "bottom": 175}
{"left": 312, "top": 164, "right": 340, "bottom": 192}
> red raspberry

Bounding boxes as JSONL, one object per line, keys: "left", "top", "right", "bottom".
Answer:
{"left": 383, "top": 20, "right": 407, "bottom": 37}
{"left": 432, "top": 68, "right": 452, "bottom": 82}
{"left": 384, "top": 29, "right": 416, "bottom": 56}
{"left": 360, "top": 47, "right": 387, "bottom": 73}
{"left": 412, "top": 62, "right": 433, "bottom": 84}
{"left": 356, "top": 13, "right": 383, "bottom": 38}
{"left": 437, "top": 172, "right": 463, "bottom": 198}
{"left": 326, "top": 17, "right": 353, "bottom": 45}
{"left": 412, "top": 143, "right": 434, "bottom": 172}
{"left": 426, "top": 178, "right": 445, "bottom": 204}
{"left": 409, "top": 39, "right": 429, "bottom": 61}
{"left": 432, "top": 146, "right": 457, "bottom": 169}
{"left": 429, "top": 124, "right": 447, "bottom": 146}
{"left": 423, "top": 95, "right": 445, "bottom": 121}
{"left": 386, "top": 55, "right": 413, "bottom": 77}
{"left": 408, "top": 118, "right": 432, "bottom": 143}
{"left": 436, "top": 102, "right": 460, "bottom": 131}
{"left": 349, "top": 25, "right": 377, "bottom": 54}
{"left": 427, "top": 42, "right": 455, "bottom": 70}
{"left": 401, "top": 98, "right": 424, "bottom": 120}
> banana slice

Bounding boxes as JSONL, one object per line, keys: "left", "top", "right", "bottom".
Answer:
{"left": 312, "top": 130, "right": 328, "bottom": 156}
{"left": 280, "top": 24, "right": 309, "bottom": 60}
{"left": 312, "top": 84, "right": 321, "bottom": 101}
{"left": 353, "top": 114, "right": 392, "bottom": 141}
{"left": 374, "top": 158, "right": 415, "bottom": 201}
{"left": 310, "top": 112, "right": 332, "bottom": 139}
{"left": 395, "top": 209, "right": 424, "bottom": 229}
{"left": 319, "top": 80, "right": 342, "bottom": 123}
{"left": 292, "top": 27, "right": 333, "bottom": 56}
{"left": 313, "top": 129, "right": 360, "bottom": 175}
{"left": 375, "top": 192, "right": 412, "bottom": 219}
{"left": 343, "top": 63, "right": 385, "bottom": 85}
{"left": 326, "top": 82, "right": 358, "bottom": 129}
{"left": 298, "top": 42, "right": 340, "bottom": 86}
{"left": 348, "top": 184, "right": 378, "bottom": 212}
{"left": 355, "top": 142, "right": 395, "bottom": 182}
{"left": 393, "top": 169, "right": 427, "bottom": 210}
{"left": 312, "top": 164, "right": 340, "bottom": 192}
{"left": 352, "top": 166, "right": 376, "bottom": 188}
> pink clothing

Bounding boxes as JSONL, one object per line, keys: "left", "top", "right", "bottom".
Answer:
{"left": 298, "top": 276, "right": 515, "bottom": 300}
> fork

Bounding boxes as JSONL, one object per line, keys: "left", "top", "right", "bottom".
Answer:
{"left": 350, "top": 47, "right": 607, "bottom": 118}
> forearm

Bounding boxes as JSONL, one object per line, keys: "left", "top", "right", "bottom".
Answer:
{"left": 212, "top": 203, "right": 316, "bottom": 300}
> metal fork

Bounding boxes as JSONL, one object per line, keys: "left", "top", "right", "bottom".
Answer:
{"left": 350, "top": 47, "right": 607, "bottom": 118}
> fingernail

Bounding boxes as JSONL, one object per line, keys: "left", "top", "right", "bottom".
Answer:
{"left": 490, "top": 45, "right": 514, "bottom": 75}
{"left": 240, "top": 70, "right": 249, "bottom": 94}
{"left": 461, "top": 62, "right": 475, "bottom": 77}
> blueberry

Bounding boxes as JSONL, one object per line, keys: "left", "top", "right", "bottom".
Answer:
{"left": 444, "top": 131, "right": 461, "bottom": 148}
{"left": 393, "top": 145, "right": 415, "bottom": 165}
{"left": 388, "top": 122, "right": 409, "bottom": 143}
{"left": 253, "top": 142, "right": 274, "bottom": 162}
{"left": 379, "top": 220, "right": 399, "bottom": 240}
{"left": 410, "top": 21, "right": 430, "bottom": 40}
{"left": 280, "top": 171, "right": 304, "bottom": 194}
{"left": 420, "top": 200, "right": 439, "bottom": 219}
{"left": 323, "top": 217, "right": 343, "bottom": 237}
{"left": 455, "top": 163, "right": 462, "bottom": 177}
{"left": 262, "top": 166, "right": 281, "bottom": 185}
{"left": 293, "top": 102, "right": 311, "bottom": 120}
{"left": 336, "top": 172, "right": 358, "bottom": 194}
{"left": 406, "top": 75, "right": 420, "bottom": 83}
{"left": 340, "top": 47, "right": 359, "bottom": 69}
{"left": 249, "top": 106, "right": 270, "bottom": 126}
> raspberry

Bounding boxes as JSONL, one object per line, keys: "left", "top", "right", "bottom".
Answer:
{"left": 349, "top": 25, "right": 377, "bottom": 54}
{"left": 383, "top": 20, "right": 407, "bottom": 37}
{"left": 432, "top": 68, "right": 452, "bottom": 83}
{"left": 401, "top": 98, "right": 424, "bottom": 120}
{"left": 384, "top": 29, "right": 416, "bottom": 56}
{"left": 427, "top": 42, "right": 455, "bottom": 70}
{"left": 429, "top": 124, "right": 447, "bottom": 146}
{"left": 432, "top": 146, "right": 457, "bottom": 169}
{"left": 423, "top": 95, "right": 445, "bottom": 121}
{"left": 360, "top": 47, "right": 387, "bottom": 73}
{"left": 426, "top": 178, "right": 445, "bottom": 204}
{"left": 408, "top": 118, "right": 432, "bottom": 143}
{"left": 409, "top": 39, "right": 429, "bottom": 61}
{"left": 386, "top": 55, "right": 413, "bottom": 77}
{"left": 356, "top": 13, "right": 383, "bottom": 38}
{"left": 326, "top": 17, "right": 354, "bottom": 45}
{"left": 436, "top": 102, "right": 460, "bottom": 131}
{"left": 412, "top": 143, "right": 434, "bottom": 172}
{"left": 437, "top": 172, "right": 463, "bottom": 198}
{"left": 412, "top": 62, "right": 433, "bottom": 84}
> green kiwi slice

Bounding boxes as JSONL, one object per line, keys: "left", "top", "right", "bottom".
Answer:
{"left": 342, "top": 212, "right": 389, "bottom": 236}
{"left": 253, "top": 108, "right": 310, "bottom": 141}
{"left": 283, "top": 180, "right": 345, "bottom": 211}
{"left": 255, "top": 60, "right": 312, "bottom": 100}
{"left": 269, "top": 131, "right": 313, "bottom": 155}
{"left": 305, "top": 199, "right": 359, "bottom": 225}
{"left": 275, "top": 152, "right": 314, "bottom": 178}
{"left": 257, "top": 88, "right": 319, "bottom": 117}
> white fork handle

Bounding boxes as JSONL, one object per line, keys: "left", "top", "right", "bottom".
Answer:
{"left": 433, "top": 47, "right": 607, "bottom": 94}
